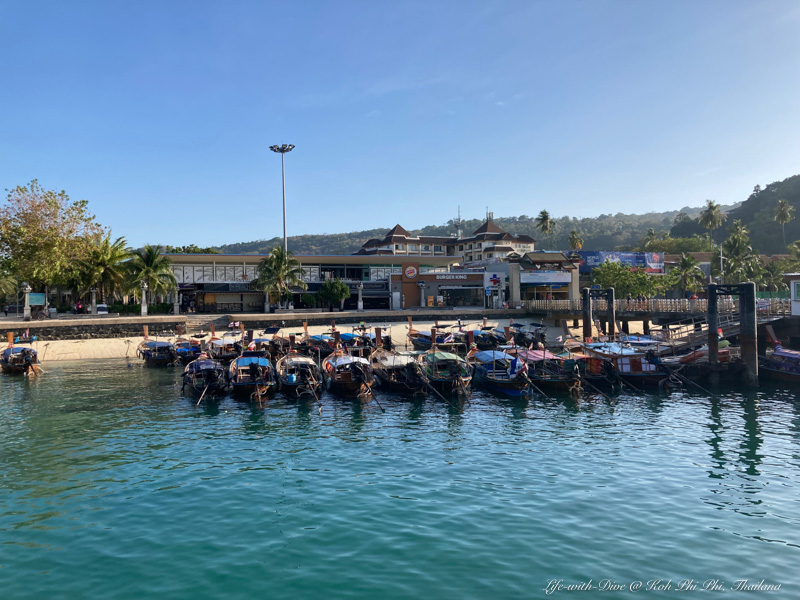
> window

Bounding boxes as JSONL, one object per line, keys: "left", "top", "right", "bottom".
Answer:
{"left": 477, "top": 243, "right": 482, "bottom": 249}
{"left": 408, "top": 244, "right": 417, "bottom": 251}
{"left": 459, "top": 245, "right": 464, "bottom": 251}
{"left": 486, "top": 253, "right": 493, "bottom": 258}
{"left": 434, "top": 245, "right": 442, "bottom": 252}
{"left": 395, "top": 244, "right": 405, "bottom": 250}
{"left": 422, "top": 245, "right": 430, "bottom": 252}
{"left": 468, "top": 244, "right": 473, "bottom": 250}
{"left": 795, "top": 282, "right": 800, "bottom": 300}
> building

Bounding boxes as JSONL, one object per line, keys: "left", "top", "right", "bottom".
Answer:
{"left": 356, "top": 218, "right": 535, "bottom": 266}
{"left": 167, "top": 253, "right": 457, "bottom": 312}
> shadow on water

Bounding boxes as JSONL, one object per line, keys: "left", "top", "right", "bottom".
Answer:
{"left": 738, "top": 395, "right": 763, "bottom": 477}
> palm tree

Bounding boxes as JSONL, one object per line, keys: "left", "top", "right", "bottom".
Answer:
{"left": 78, "top": 234, "right": 132, "bottom": 302}
{"left": 128, "top": 244, "right": 176, "bottom": 304}
{"left": 535, "top": 210, "right": 556, "bottom": 249}
{"left": 0, "top": 272, "right": 16, "bottom": 298}
{"left": 253, "top": 246, "right": 308, "bottom": 308}
{"left": 721, "top": 220, "right": 759, "bottom": 283}
{"left": 568, "top": 230, "right": 583, "bottom": 252}
{"left": 698, "top": 199, "right": 727, "bottom": 251}
{"left": 671, "top": 253, "right": 705, "bottom": 295}
{"left": 761, "top": 261, "right": 788, "bottom": 292}
{"left": 774, "top": 198, "right": 795, "bottom": 248}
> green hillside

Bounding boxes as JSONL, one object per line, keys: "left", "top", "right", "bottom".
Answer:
{"left": 214, "top": 175, "right": 799, "bottom": 256}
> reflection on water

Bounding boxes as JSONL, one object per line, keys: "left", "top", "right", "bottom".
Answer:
{"left": 1, "top": 362, "right": 800, "bottom": 599}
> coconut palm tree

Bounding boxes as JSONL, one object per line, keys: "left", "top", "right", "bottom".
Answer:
{"left": 671, "top": 253, "right": 705, "bottom": 295}
{"left": 698, "top": 199, "right": 727, "bottom": 251}
{"left": 774, "top": 198, "right": 795, "bottom": 249}
{"left": 761, "top": 261, "right": 788, "bottom": 292}
{"left": 721, "top": 220, "right": 759, "bottom": 283}
{"left": 253, "top": 246, "right": 308, "bottom": 308}
{"left": 128, "top": 244, "right": 176, "bottom": 304}
{"left": 568, "top": 230, "right": 583, "bottom": 252}
{"left": 535, "top": 210, "right": 556, "bottom": 249}
{"left": 78, "top": 234, "right": 132, "bottom": 302}
{"left": 0, "top": 271, "right": 15, "bottom": 297}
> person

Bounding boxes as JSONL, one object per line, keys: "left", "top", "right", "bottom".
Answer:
{"left": 189, "top": 300, "right": 195, "bottom": 313}
{"left": 3, "top": 305, "right": 7, "bottom": 317}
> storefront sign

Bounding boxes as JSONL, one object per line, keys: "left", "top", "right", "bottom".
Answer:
{"left": 520, "top": 271, "right": 572, "bottom": 284}
{"left": 434, "top": 274, "right": 468, "bottom": 280}
{"left": 405, "top": 266, "right": 418, "bottom": 278}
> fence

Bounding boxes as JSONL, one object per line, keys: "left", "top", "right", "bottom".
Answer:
{"left": 520, "top": 297, "right": 792, "bottom": 316}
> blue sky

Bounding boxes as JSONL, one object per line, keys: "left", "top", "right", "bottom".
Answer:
{"left": 1, "top": 0, "right": 799, "bottom": 248}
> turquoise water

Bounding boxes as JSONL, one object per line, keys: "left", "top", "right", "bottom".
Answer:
{"left": 2, "top": 361, "right": 799, "bottom": 598}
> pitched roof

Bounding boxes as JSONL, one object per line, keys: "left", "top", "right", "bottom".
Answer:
{"left": 472, "top": 220, "right": 505, "bottom": 235}
{"left": 386, "top": 224, "right": 412, "bottom": 237}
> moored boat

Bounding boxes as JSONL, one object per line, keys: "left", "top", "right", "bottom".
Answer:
{"left": 758, "top": 345, "right": 800, "bottom": 383}
{"left": 322, "top": 351, "right": 374, "bottom": 398}
{"left": 370, "top": 348, "right": 428, "bottom": 395}
{"left": 182, "top": 356, "right": 228, "bottom": 399}
{"left": 227, "top": 351, "right": 277, "bottom": 401}
{"left": 420, "top": 350, "right": 472, "bottom": 396}
{"left": 276, "top": 352, "right": 324, "bottom": 399}
{"left": 208, "top": 334, "right": 239, "bottom": 364}
{"left": 1, "top": 341, "right": 41, "bottom": 375}
{"left": 174, "top": 337, "right": 202, "bottom": 365}
{"left": 137, "top": 340, "right": 178, "bottom": 367}
{"left": 469, "top": 350, "right": 530, "bottom": 397}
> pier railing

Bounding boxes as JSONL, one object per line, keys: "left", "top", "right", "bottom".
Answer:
{"left": 520, "top": 297, "right": 791, "bottom": 316}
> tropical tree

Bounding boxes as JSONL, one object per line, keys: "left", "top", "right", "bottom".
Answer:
{"left": 535, "top": 210, "right": 556, "bottom": 249}
{"left": 77, "top": 234, "right": 132, "bottom": 302}
{"left": 721, "top": 220, "right": 760, "bottom": 283}
{"left": 0, "top": 271, "right": 16, "bottom": 298}
{"left": 568, "top": 230, "right": 583, "bottom": 251}
{"left": 760, "top": 261, "right": 789, "bottom": 292}
{"left": 127, "top": 244, "right": 177, "bottom": 304}
{"left": 252, "top": 246, "right": 307, "bottom": 308}
{"left": 0, "top": 180, "right": 102, "bottom": 288}
{"left": 774, "top": 198, "right": 795, "bottom": 248}
{"left": 698, "top": 199, "right": 727, "bottom": 251}
{"left": 318, "top": 278, "right": 351, "bottom": 312}
{"left": 671, "top": 253, "right": 705, "bottom": 295}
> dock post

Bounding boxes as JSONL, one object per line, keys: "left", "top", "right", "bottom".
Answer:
{"left": 707, "top": 284, "right": 719, "bottom": 366}
{"left": 582, "top": 288, "right": 592, "bottom": 341}
{"left": 740, "top": 281, "right": 759, "bottom": 387}
{"left": 607, "top": 288, "right": 616, "bottom": 340}
{"left": 643, "top": 319, "right": 650, "bottom": 335}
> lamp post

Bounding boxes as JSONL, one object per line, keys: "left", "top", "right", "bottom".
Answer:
{"left": 22, "top": 282, "right": 32, "bottom": 321}
{"left": 140, "top": 281, "right": 149, "bottom": 317}
{"left": 269, "top": 143, "right": 295, "bottom": 254}
{"left": 418, "top": 281, "right": 426, "bottom": 308}
{"left": 357, "top": 282, "right": 364, "bottom": 312}
{"left": 90, "top": 287, "right": 98, "bottom": 315}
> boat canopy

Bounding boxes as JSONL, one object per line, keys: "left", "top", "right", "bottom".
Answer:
{"left": 774, "top": 346, "right": 800, "bottom": 360}
{"left": 474, "top": 350, "right": 514, "bottom": 363}
{"left": 424, "top": 351, "right": 463, "bottom": 362}
{"left": 185, "top": 359, "right": 222, "bottom": 373}
{"left": 209, "top": 338, "right": 235, "bottom": 347}
{"left": 141, "top": 341, "right": 173, "bottom": 349}
{"left": 327, "top": 355, "right": 370, "bottom": 367}
{"left": 310, "top": 334, "right": 333, "bottom": 341}
{"left": 516, "top": 349, "right": 561, "bottom": 362}
{"left": 373, "top": 352, "right": 417, "bottom": 368}
{"left": 2, "top": 347, "right": 37, "bottom": 359}
{"left": 233, "top": 356, "right": 272, "bottom": 367}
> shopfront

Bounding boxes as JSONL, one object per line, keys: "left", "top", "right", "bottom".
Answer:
{"left": 520, "top": 270, "right": 573, "bottom": 300}
{"left": 390, "top": 270, "right": 485, "bottom": 308}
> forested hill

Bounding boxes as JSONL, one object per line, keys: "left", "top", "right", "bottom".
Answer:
{"left": 210, "top": 175, "right": 800, "bottom": 257}
{"left": 668, "top": 175, "right": 800, "bottom": 254}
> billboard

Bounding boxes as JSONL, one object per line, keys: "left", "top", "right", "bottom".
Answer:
{"left": 577, "top": 252, "right": 664, "bottom": 274}
{"left": 520, "top": 271, "right": 572, "bottom": 285}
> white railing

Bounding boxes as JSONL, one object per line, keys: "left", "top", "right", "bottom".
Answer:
{"left": 519, "top": 297, "right": 790, "bottom": 316}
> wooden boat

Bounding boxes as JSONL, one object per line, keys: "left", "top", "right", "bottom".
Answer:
{"left": 276, "top": 352, "right": 323, "bottom": 399}
{"left": 511, "top": 348, "right": 619, "bottom": 394}
{"left": 322, "top": 351, "right": 374, "bottom": 397}
{"left": 581, "top": 342, "right": 668, "bottom": 388}
{"left": 1, "top": 337, "right": 41, "bottom": 375}
{"left": 182, "top": 356, "right": 228, "bottom": 398}
{"left": 227, "top": 351, "right": 277, "bottom": 401}
{"left": 407, "top": 327, "right": 467, "bottom": 354}
{"left": 759, "top": 345, "right": 800, "bottom": 383}
{"left": 173, "top": 337, "right": 202, "bottom": 365}
{"left": 137, "top": 340, "right": 177, "bottom": 367}
{"left": 370, "top": 348, "right": 428, "bottom": 395}
{"left": 420, "top": 350, "right": 472, "bottom": 396}
{"left": 207, "top": 334, "right": 239, "bottom": 363}
{"left": 469, "top": 350, "right": 530, "bottom": 397}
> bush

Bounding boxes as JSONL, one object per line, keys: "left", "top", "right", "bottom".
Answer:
{"left": 300, "top": 293, "right": 316, "bottom": 308}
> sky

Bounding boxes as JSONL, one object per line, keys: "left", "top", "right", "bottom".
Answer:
{"left": 1, "top": 0, "right": 799, "bottom": 248}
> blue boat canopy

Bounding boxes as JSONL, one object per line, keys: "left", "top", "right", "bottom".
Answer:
{"left": 142, "top": 341, "right": 173, "bottom": 349}
{"left": 234, "top": 356, "right": 272, "bottom": 367}
{"left": 185, "top": 359, "right": 222, "bottom": 372}
{"left": 474, "top": 351, "right": 514, "bottom": 363}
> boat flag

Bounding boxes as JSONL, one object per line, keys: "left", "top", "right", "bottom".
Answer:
{"left": 556, "top": 335, "right": 563, "bottom": 342}
{"left": 443, "top": 333, "right": 454, "bottom": 343}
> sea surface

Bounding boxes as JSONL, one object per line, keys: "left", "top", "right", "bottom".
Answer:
{"left": 1, "top": 360, "right": 799, "bottom": 599}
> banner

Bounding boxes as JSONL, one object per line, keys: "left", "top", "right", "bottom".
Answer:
{"left": 577, "top": 252, "right": 663, "bottom": 274}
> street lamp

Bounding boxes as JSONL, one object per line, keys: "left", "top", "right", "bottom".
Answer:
{"left": 140, "top": 281, "right": 149, "bottom": 317}
{"left": 90, "top": 287, "right": 98, "bottom": 315}
{"left": 22, "top": 282, "right": 32, "bottom": 321}
{"left": 269, "top": 143, "right": 295, "bottom": 254}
